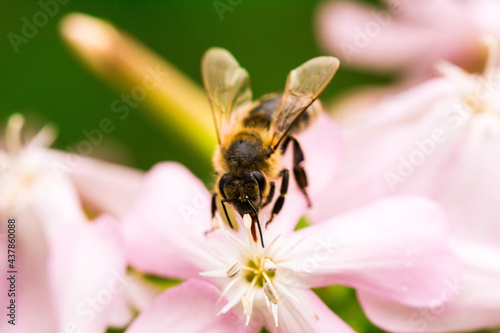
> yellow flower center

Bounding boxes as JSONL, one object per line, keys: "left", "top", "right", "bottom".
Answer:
{"left": 244, "top": 258, "right": 276, "bottom": 287}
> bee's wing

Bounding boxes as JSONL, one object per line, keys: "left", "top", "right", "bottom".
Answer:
{"left": 268, "top": 56, "right": 340, "bottom": 151}
{"left": 202, "top": 48, "right": 252, "bottom": 143}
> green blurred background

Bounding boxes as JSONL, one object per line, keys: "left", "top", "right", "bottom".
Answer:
{"left": 0, "top": 1, "right": 388, "bottom": 332}
{"left": 0, "top": 0, "right": 389, "bottom": 181}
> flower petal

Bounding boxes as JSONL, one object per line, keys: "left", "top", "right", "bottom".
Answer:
{"left": 49, "top": 215, "right": 128, "bottom": 333}
{"left": 125, "top": 279, "right": 245, "bottom": 333}
{"left": 358, "top": 242, "right": 500, "bottom": 332}
{"left": 269, "top": 288, "right": 355, "bottom": 333}
{"left": 315, "top": 0, "right": 475, "bottom": 75}
{"left": 122, "top": 162, "right": 231, "bottom": 279}
{"left": 310, "top": 75, "right": 500, "bottom": 247}
{"left": 0, "top": 209, "right": 58, "bottom": 333}
{"left": 0, "top": 165, "right": 88, "bottom": 333}
{"left": 285, "top": 196, "right": 461, "bottom": 307}
{"left": 438, "top": 113, "right": 500, "bottom": 247}
{"left": 48, "top": 150, "right": 144, "bottom": 219}
{"left": 308, "top": 78, "right": 457, "bottom": 221}
{"left": 264, "top": 113, "right": 342, "bottom": 236}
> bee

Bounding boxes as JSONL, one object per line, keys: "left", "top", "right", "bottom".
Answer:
{"left": 202, "top": 48, "right": 339, "bottom": 247}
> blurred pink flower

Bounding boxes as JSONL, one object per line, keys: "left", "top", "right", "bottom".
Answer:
{"left": 309, "top": 37, "right": 500, "bottom": 331}
{"left": 48, "top": 149, "right": 144, "bottom": 219}
{"left": 0, "top": 115, "right": 129, "bottom": 333}
{"left": 121, "top": 115, "right": 460, "bottom": 332}
{"left": 316, "top": 0, "right": 500, "bottom": 84}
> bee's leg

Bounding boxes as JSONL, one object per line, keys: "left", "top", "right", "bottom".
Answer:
{"left": 289, "top": 136, "right": 312, "bottom": 207}
{"left": 221, "top": 199, "right": 235, "bottom": 229}
{"left": 205, "top": 193, "right": 220, "bottom": 236}
{"left": 280, "top": 136, "right": 292, "bottom": 153}
{"left": 265, "top": 169, "right": 289, "bottom": 228}
{"left": 211, "top": 193, "right": 217, "bottom": 218}
{"left": 261, "top": 181, "right": 275, "bottom": 208}
{"left": 281, "top": 136, "right": 311, "bottom": 206}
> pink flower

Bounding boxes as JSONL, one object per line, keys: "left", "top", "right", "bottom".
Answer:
{"left": 309, "top": 37, "right": 500, "bottom": 331}
{"left": 0, "top": 115, "right": 129, "bottom": 333}
{"left": 121, "top": 115, "right": 460, "bottom": 332}
{"left": 316, "top": 0, "right": 500, "bottom": 84}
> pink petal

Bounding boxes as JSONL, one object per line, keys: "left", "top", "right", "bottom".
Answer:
{"left": 296, "top": 113, "right": 342, "bottom": 203}
{"left": 471, "top": 0, "right": 500, "bottom": 40}
{"left": 308, "top": 78, "right": 457, "bottom": 221}
{"left": 29, "top": 165, "right": 88, "bottom": 237}
{"left": 359, "top": 242, "right": 500, "bottom": 332}
{"left": 310, "top": 76, "right": 500, "bottom": 247}
{"left": 287, "top": 196, "right": 461, "bottom": 307}
{"left": 107, "top": 292, "right": 134, "bottom": 328}
{"left": 268, "top": 288, "right": 355, "bottom": 333}
{"left": 0, "top": 171, "right": 89, "bottom": 333}
{"left": 49, "top": 150, "right": 144, "bottom": 219}
{"left": 438, "top": 114, "right": 500, "bottom": 247}
{"left": 49, "top": 215, "right": 128, "bottom": 333}
{"left": 116, "top": 272, "right": 163, "bottom": 315}
{"left": 125, "top": 279, "right": 245, "bottom": 333}
{"left": 0, "top": 210, "right": 58, "bottom": 333}
{"left": 316, "top": 1, "right": 476, "bottom": 75}
{"left": 264, "top": 113, "right": 342, "bottom": 236}
{"left": 122, "top": 162, "right": 230, "bottom": 279}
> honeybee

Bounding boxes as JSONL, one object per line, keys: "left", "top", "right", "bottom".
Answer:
{"left": 202, "top": 48, "right": 339, "bottom": 247}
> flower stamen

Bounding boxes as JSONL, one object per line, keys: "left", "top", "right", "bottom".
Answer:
{"left": 243, "top": 213, "right": 252, "bottom": 230}
{"left": 0, "top": 114, "right": 58, "bottom": 211}
{"left": 241, "top": 294, "right": 252, "bottom": 317}
{"left": 203, "top": 216, "right": 289, "bottom": 328}
{"left": 263, "top": 257, "right": 277, "bottom": 272}
{"left": 263, "top": 281, "right": 279, "bottom": 305}
{"left": 226, "top": 261, "right": 242, "bottom": 278}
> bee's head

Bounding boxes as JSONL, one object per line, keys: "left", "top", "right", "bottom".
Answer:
{"left": 218, "top": 170, "right": 267, "bottom": 216}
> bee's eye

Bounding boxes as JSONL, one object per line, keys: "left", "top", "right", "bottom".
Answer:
{"left": 252, "top": 171, "right": 266, "bottom": 195}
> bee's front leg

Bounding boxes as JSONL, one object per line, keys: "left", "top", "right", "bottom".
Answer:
{"left": 206, "top": 193, "right": 236, "bottom": 235}
{"left": 211, "top": 193, "right": 217, "bottom": 218}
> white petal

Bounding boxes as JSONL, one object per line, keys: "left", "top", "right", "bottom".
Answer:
{"left": 268, "top": 287, "right": 355, "bottom": 333}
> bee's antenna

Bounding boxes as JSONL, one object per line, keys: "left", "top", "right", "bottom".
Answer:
{"left": 247, "top": 200, "right": 265, "bottom": 248}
